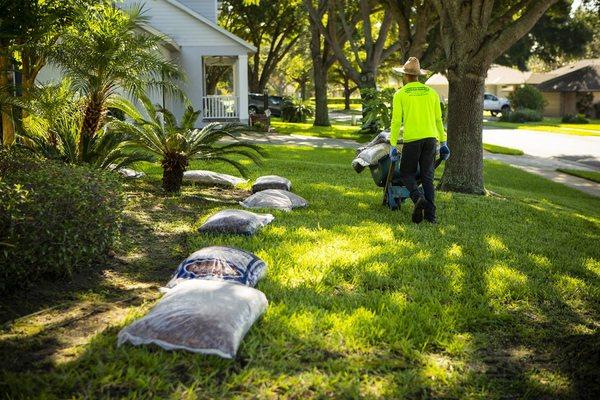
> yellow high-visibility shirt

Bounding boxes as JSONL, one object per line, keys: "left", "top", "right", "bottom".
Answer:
{"left": 389, "top": 82, "right": 446, "bottom": 146}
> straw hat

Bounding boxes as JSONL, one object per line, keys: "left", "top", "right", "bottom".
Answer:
{"left": 393, "top": 57, "right": 428, "bottom": 76}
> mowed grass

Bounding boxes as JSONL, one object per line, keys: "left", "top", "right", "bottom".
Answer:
{"left": 557, "top": 168, "right": 600, "bottom": 184}
{"left": 1, "top": 145, "right": 599, "bottom": 399}
{"left": 483, "top": 118, "right": 600, "bottom": 136}
{"left": 483, "top": 143, "right": 524, "bottom": 155}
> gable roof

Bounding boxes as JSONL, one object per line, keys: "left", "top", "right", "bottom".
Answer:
{"left": 536, "top": 65, "right": 600, "bottom": 92}
{"left": 162, "top": 0, "right": 256, "bottom": 52}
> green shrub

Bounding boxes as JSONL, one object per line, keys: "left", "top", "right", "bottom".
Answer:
{"left": 508, "top": 85, "right": 547, "bottom": 112}
{"left": 576, "top": 92, "right": 593, "bottom": 116}
{"left": 561, "top": 113, "right": 589, "bottom": 124}
{"left": 362, "top": 87, "right": 395, "bottom": 132}
{"left": 0, "top": 147, "right": 124, "bottom": 293}
{"left": 281, "top": 99, "right": 314, "bottom": 122}
{"left": 499, "top": 108, "right": 543, "bottom": 123}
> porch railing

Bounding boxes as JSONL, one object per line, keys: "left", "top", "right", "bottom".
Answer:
{"left": 202, "top": 95, "right": 239, "bottom": 119}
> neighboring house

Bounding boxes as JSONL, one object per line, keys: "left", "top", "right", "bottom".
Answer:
{"left": 36, "top": 0, "right": 256, "bottom": 125}
{"left": 426, "top": 64, "right": 530, "bottom": 101}
{"left": 527, "top": 59, "right": 600, "bottom": 118}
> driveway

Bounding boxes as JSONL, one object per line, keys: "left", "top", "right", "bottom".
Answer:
{"left": 482, "top": 128, "right": 600, "bottom": 170}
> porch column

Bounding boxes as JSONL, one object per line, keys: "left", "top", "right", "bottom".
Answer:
{"left": 237, "top": 54, "right": 249, "bottom": 123}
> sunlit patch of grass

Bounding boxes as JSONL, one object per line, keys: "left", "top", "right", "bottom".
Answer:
{"left": 1, "top": 145, "right": 599, "bottom": 399}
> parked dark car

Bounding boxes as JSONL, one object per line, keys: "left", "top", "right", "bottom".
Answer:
{"left": 248, "top": 93, "right": 290, "bottom": 117}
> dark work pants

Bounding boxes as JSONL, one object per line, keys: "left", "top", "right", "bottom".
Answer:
{"left": 399, "top": 137, "right": 437, "bottom": 217}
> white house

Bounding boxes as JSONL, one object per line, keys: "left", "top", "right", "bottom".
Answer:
{"left": 37, "top": 0, "right": 256, "bottom": 125}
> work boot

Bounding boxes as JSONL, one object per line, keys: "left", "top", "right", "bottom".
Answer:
{"left": 424, "top": 202, "right": 436, "bottom": 224}
{"left": 412, "top": 196, "right": 426, "bottom": 224}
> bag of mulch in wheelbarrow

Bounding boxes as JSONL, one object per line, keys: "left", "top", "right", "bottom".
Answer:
{"left": 356, "top": 131, "right": 392, "bottom": 154}
{"left": 117, "top": 279, "right": 268, "bottom": 358}
{"left": 251, "top": 175, "right": 292, "bottom": 193}
{"left": 198, "top": 209, "right": 274, "bottom": 236}
{"left": 240, "top": 189, "right": 308, "bottom": 211}
{"left": 183, "top": 170, "right": 247, "bottom": 187}
{"left": 351, "top": 142, "right": 391, "bottom": 173}
{"left": 165, "top": 246, "right": 267, "bottom": 289}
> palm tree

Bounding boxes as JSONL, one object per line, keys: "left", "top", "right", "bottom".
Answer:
{"left": 19, "top": 80, "right": 149, "bottom": 169}
{"left": 49, "top": 4, "right": 182, "bottom": 161}
{"left": 110, "top": 96, "right": 265, "bottom": 192}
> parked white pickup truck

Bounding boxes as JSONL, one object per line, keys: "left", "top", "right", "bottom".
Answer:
{"left": 484, "top": 93, "right": 511, "bottom": 116}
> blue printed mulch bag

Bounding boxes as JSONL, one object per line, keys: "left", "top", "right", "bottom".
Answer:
{"left": 165, "top": 246, "right": 267, "bottom": 289}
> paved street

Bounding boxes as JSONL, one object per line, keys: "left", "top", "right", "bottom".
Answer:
{"left": 482, "top": 128, "right": 600, "bottom": 170}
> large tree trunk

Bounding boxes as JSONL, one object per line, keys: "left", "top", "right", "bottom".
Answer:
{"left": 312, "top": 62, "right": 330, "bottom": 126}
{"left": 309, "top": 21, "right": 330, "bottom": 127}
{"left": 358, "top": 70, "right": 377, "bottom": 134}
{"left": 439, "top": 71, "right": 486, "bottom": 195}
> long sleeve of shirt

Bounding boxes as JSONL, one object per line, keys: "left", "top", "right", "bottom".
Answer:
{"left": 435, "top": 97, "right": 447, "bottom": 142}
{"left": 390, "top": 91, "right": 403, "bottom": 147}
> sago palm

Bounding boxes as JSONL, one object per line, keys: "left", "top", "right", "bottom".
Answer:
{"left": 49, "top": 4, "right": 182, "bottom": 161}
{"left": 110, "top": 96, "right": 265, "bottom": 192}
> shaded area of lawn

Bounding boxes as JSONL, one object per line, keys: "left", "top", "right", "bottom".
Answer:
{"left": 1, "top": 146, "right": 599, "bottom": 399}
{"left": 484, "top": 118, "right": 600, "bottom": 136}
{"left": 557, "top": 168, "right": 600, "bottom": 184}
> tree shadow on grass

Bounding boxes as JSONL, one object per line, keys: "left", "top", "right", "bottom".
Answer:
{"left": 1, "top": 150, "right": 599, "bottom": 399}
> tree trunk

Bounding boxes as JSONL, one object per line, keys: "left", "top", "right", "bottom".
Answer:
{"left": 0, "top": 54, "right": 15, "bottom": 146}
{"left": 300, "top": 81, "right": 307, "bottom": 101}
{"left": 80, "top": 95, "right": 106, "bottom": 161}
{"left": 161, "top": 156, "right": 188, "bottom": 193}
{"left": 343, "top": 76, "right": 351, "bottom": 111}
{"left": 312, "top": 62, "right": 330, "bottom": 126}
{"left": 439, "top": 71, "right": 486, "bottom": 195}
{"left": 358, "top": 71, "right": 377, "bottom": 134}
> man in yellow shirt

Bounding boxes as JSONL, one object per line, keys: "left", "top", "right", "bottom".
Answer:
{"left": 390, "top": 57, "right": 450, "bottom": 224}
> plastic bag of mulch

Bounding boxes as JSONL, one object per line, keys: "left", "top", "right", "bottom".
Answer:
{"left": 352, "top": 142, "right": 391, "bottom": 173}
{"left": 240, "top": 189, "right": 308, "bottom": 211}
{"left": 198, "top": 209, "right": 274, "bottom": 236}
{"left": 183, "top": 170, "right": 247, "bottom": 187}
{"left": 356, "top": 131, "right": 392, "bottom": 153}
{"left": 251, "top": 175, "right": 292, "bottom": 193}
{"left": 117, "top": 279, "right": 268, "bottom": 358}
{"left": 165, "top": 246, "right": 267, "bottom": 289}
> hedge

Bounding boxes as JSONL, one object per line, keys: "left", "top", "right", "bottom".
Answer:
{"left": 0, "top": 148, "right": 124, "bottom": 293}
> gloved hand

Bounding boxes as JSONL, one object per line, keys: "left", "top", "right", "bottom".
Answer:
{"left": 389, "top": 147, "right": 399, "bottom": 162}
{"left": 440, "top": 141, "right": 450, "bottom": 160}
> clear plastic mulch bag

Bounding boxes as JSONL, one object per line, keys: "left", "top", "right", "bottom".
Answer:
{"left": 198, "top": 209, "right": 274, "bottom": 236}
{"left": 356, "top": 130, "right": 392, "bottom": 154}
{"left": 251, "top": 175, "right": 292, "bottom": 193}
{"left": 240, "top": 189, "right": 308, "bottom": 211}
{"left": 351, "top": 142, "right": 391, "bottom": 172}
{"left": 165, "top": 246, "right": 267, "bottom": 289}
{"left": 183, "top": 170, "right": 247, "bottom": 187}
{"left": 117, "top": 279, "right": 268, "bottom": 358}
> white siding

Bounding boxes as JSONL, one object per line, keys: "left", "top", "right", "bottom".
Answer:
{"left": 123, "top": 0, "right": 247, "bottom": 51}
{"left": 177, "top": 0, "right": 216, "bottom": 22}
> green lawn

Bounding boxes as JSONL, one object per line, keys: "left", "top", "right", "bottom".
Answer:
{"left": 484, "top": 118, "right": 600, "bottom": 136}
{"left": 557, "top": 168, "right": 600, "bottom": 184}
{"left": 483, "top": 143, "right": 524, "bottom": 155}
{"left": 1, "top": 145, "right": 599, "bottom": 399}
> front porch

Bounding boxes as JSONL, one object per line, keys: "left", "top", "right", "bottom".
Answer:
{"left": 201, "top": 55, "right": 249, "bottom": 123}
